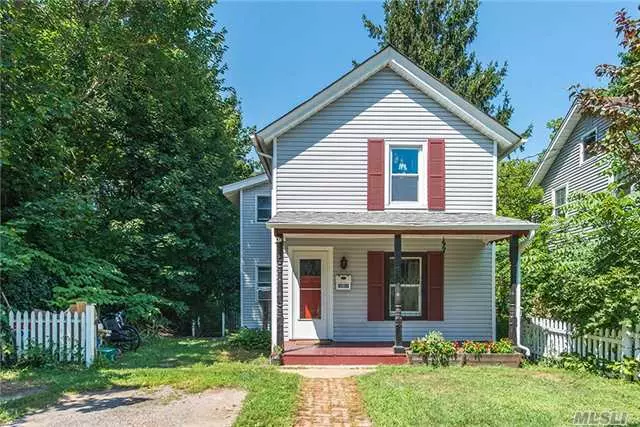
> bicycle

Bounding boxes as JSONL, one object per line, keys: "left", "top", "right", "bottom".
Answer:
{"left": 99, "top": 311, "right": 141, "bottom": 352}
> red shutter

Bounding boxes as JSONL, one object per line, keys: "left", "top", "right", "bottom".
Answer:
{"left": 367, "top": 139, "right": 385, "bottom": 210}
{"left": 428, "top": 138, "right": 446, "bottom": 210}
{"left": 367, "top": 251, "right": 385, "bottom": 321}
{"left": 427, "top": 252, "right": 444, "bottom": 321}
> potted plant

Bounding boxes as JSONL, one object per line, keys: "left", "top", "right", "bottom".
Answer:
{"left": 462, "top": 338, "right": 522, "bottom": 367}
{"left": 409, "top": 331, "right": 459, "bottom": 366}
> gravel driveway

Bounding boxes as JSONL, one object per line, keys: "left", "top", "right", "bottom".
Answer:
{"left": 6, "top": 386, "right": 246, "bottom": 427}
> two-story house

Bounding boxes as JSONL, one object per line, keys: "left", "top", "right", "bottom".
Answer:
{"left": 222, "top": 47, "right": 538, "bottom": 364}
{"left": 529, "top": 101, "right": 612, "bottom": 214}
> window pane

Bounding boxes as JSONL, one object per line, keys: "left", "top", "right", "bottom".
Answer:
{"left": 401, "top": 286, "right": 420, "bottom": 312}
{"left": 388, "top": 258, "right": 421, "bottom": 284}
{"left": 389, "top": 285, "right": 421, "bottom": 315}
{"left": 391, "top": 148, "right": 419, "bottom": 174}
{"left": 555, "top": 188, "right": 566, "bottom": 206}
{"left": 257, "top": 196, "right": 271, "bottom": 209}
{"left": 300, "top": 259, "right": 321, "bottom": 276}
{"left": 391, "top": 176, "right": 418, "bottom": 202}
{"left": 257, "top": 267, "right": 271, "bottom": 285}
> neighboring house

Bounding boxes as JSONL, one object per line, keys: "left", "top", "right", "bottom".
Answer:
{"left": 529, "top": 102, "right": 612, "bottom": 215}
{"left": 222, "top": 46, "right": 537, "bottom": 358}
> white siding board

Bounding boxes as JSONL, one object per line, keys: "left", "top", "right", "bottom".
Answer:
{"left": 541, "top": 115, "right": 610, "bottom": 202}
{"left": 240, "top": 182, "right": 272, "bottom": 328}
{"left": 276, "top": 68, "right": 495, "bottom": 213}
{"left": 283, "top": 238, "right": 492, "bottom": 341}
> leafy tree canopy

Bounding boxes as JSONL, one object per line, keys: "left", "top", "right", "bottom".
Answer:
{"left": 1, "top": 0, "right": 252, "bottom": 330}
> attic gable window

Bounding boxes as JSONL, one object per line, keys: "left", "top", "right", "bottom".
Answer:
{"left": 581, "top": 128, "right": 598, "bottom": 163}
{"left": 388, "top": 145, "right": 423, "bottom": 205}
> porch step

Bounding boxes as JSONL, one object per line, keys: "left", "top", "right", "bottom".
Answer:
{"left": 281, "top": 343, "right": 408, "bottom": 365}
{"left": 282, "top": 353, "right": 407, "bottom": 365}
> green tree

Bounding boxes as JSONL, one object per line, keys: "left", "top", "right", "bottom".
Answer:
{"left": 362, "top": 0, "right": 514, "bottom": 126}
{"left": 573, "top": 8, "right": 640, "bottom": 184}
{"left": 522, "top": 192, "right": 640, "bottom": 332}
{"left": 1, "top": 0, "right": 251, "bottom": 329}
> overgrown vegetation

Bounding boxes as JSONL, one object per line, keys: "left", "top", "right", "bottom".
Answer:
{"left": 227, "top": 328, "right": 271, "bottom": 354}
{"left": 1, "top": 1, "right": 252, "bottom": 331}
{"left": 0, "top": 338, "right": 299, "bottom": 426}
{"left": 540, "top": 353, "right": 640, "bottom": 382}
{"left": 522, "top": 191, "right": 640, "bottom": 333}
{"left": 358, "top": 366, "right": 640, "bottom": 426}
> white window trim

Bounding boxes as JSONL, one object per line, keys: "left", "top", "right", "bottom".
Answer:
{"left": 552, "top": 183, "right": 569, "bottom": 217}
{"left": 384, "top": 141, "right": 427, "bottom": 209}
{"left": 388, "top": 256, "right": 422, "bottom": 317}
{"left": 579, "top": 127, "right": 598, "bottom": 165}
{"left": 255, "top": 194, "right": 272, "bottom": 222}
{"left": 256, "top": 264, "right": 271, "bottom": 301}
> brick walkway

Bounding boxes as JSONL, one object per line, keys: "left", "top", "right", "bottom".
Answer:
{"left": 295, "top": 377, "right": 372, "bottom": 427}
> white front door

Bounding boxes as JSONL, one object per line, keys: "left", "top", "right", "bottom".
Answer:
{"left": 292, "top": 249, "right": 332, "bottom": 340}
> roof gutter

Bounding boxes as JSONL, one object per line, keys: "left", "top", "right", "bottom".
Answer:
{"left": 252, "top": 134, "right": 272, "bottom": 181}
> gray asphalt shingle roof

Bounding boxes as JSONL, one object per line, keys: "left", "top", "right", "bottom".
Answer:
{"left": 267, "top": 211, "right": 538, "bottom": 231}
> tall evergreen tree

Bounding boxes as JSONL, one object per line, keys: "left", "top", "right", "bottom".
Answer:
{"left": 363, "top": 0, "right": 514, "bottom": 126}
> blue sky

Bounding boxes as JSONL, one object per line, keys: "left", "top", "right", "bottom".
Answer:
{"left": 216, "top": 1, "right": 631, "bottom": 159}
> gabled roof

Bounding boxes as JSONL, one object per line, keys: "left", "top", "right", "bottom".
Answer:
{"left": 529, "top": 101, "right": 582, "bottom": 186}
{"left": 253, "top": 46, "right": 525, "bottom": 176}
{"left": 220, "top": 174, "right": 269, "bottom": 206}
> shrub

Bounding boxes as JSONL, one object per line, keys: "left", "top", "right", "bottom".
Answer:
{"left": 489, "top": 338, "right": 514, "bottom": 354}
{"left": 410, "top": 331, "right": 456, "bottom": 366}
{"left": 227, "top": 328, "right": 270, "bottom": 354}
{"left": 462, "top": 340, "right": 489, "bottom": 354}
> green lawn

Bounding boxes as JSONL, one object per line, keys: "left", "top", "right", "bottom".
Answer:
{"left": 358, "top": 365, "right": 640, "bottom": 426}
{"left": 0, "top": 338, "right": 300, "bottom": 426}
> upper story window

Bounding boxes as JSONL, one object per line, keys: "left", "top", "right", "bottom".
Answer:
{"left": 256, "top": 196, "right": 271, "bottom": 222}
{"left": 553, "top": 185, "right": 568, "bottom": 217}
{"left": 580, "top": 128, "right": 598, "bottom": 163}
{"left": 388, "top": 145, "right": 423, "bottom": 206}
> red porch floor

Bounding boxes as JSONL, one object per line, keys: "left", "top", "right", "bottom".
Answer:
{"left": 282, "top": 342, "right": 408, "bottom": 365}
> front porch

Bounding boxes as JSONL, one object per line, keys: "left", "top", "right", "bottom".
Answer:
{"left": 282, "top": 341, "right": 407, "bottom": 365}
{"left": 269, "top": 211, "right": 538, "bottom": 363}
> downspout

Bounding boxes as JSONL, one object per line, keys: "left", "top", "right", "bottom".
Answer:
{"left": 515, "top": 232, "right": 532, "bottom": 356}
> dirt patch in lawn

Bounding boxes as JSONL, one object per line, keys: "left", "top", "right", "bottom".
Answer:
{"left": 6, "top": 386, "right": 246, "bottom": 427}
{"left": 0, "top": 381, "right": 48, "bottom": 403}
{"left": 530, "top": 371, "right": 563, "bottom": 382}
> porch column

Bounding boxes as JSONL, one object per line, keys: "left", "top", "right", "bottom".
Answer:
{"left": 276, "top": 234, "right": 284, "bottom": 349}
{"left": 508, "top": 235, "right": 519, "bottom": 343}
{"left": 393, "top": 233, "right": 404, "bottom": 353}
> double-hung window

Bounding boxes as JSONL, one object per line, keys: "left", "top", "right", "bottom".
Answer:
{"left": 256, "top": 196, "right": 271, "bottom": 222}
{"left": 256, "top": 266, "right": 271, "bottom": 302}
{"left": 581, "top": 128, "right": 598, "bottom": 163}
{"left": 387, "top": 256, "right": 422, "bottom": 317}
{"left": 553, "top": 185, "right": 568, "bottom": 217}
{"left": 389, "top": 146, "right": 422, "bottom": 205}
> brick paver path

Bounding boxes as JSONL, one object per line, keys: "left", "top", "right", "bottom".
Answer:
{"left": 295, "top": 377, "right": 372, "bottom": 427}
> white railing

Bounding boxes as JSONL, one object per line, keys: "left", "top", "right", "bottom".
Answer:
{"left": 523, "top": 317, "right": 640, "bottom": 362}
{"left": 8, "top": 305, "right": 97, "bottom": 366}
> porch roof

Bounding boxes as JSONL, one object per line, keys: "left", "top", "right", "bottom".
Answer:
{"left": 267, "top": 211, "right": 538, "bottom": 237}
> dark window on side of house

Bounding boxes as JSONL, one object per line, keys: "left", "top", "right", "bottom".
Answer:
{"left": 256, "top": 196, "right": 271, "bottom": 222}
{"left": 582, "top": 129, "right": 598, "bottom": 162}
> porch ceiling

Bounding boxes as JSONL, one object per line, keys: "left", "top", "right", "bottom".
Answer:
{"left": 267, "top": 211, "right": 538, "bottom": 240}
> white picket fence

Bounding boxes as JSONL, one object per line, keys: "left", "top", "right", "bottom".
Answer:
{"left": 523, "top": 317, "right": 640, "bottom": 362}
{"left": 7, "top": 305, "right": 97, "bottom": 366}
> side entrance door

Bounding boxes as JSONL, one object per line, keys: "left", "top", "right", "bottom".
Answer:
{"left": 291, "top": 248, "right": 332, "bottom": 340}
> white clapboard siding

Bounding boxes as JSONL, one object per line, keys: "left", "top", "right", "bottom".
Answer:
{"left": 523, "top": 317, "right": 639, "bottom": 362}
{"left": 276, "top": 68, "right": 496, "bottom": 213}
{"left": 7, "top": 305, "right": 97, "bottom": 366}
